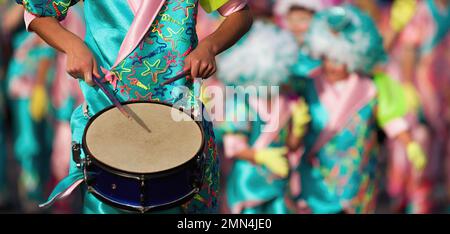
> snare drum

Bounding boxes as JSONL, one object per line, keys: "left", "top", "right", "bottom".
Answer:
{"left": 81, "top": 101, "right": 206, "bottom": 213}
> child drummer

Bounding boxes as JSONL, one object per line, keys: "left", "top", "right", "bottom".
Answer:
{"left": 286, "top": 5, "right": 427, "bottom": 214}
{"left": 16, "top": 0, "right": 252, "bottom": 214}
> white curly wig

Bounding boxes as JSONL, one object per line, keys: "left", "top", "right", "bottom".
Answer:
{"left": 275, "top": 0, "right": 325, "bottom": 16}
{"left": 217, "top": 20, "right": 299, "bottom": 87}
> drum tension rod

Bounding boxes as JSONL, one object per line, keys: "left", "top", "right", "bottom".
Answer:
{"left": 139, "top": 176, "right": 146, "bottom": 213}
{"left": 72, "top": 142, "right": 83, "bottom": 168}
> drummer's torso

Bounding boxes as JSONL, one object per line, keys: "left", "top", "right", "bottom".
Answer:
{"left": 82, "top": 0, "right": 200, "bottom": 115}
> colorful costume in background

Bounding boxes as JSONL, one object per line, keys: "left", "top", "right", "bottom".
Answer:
{"left": 46, "top": 5, "right": 85, "bottom": 213}
{"left": 0, "top": 0, "right": 9, "bottom": 205}
{"left": 18, "top": 0, "right": 247, "bottom": 214}
{"left": 380, "top": 0, "right": 433, "bottom": 213}
{"left": 401, "top": 0, "right": 450, "bottom": 210}
{"left": 50, "top": 4, "right": 85, "bottom": 183}
{"left": 216, "top": 20, "right": 299, "bottom": 213}
{"left": 6, "top": 28, "right": 56, "bottom": 206}
{"left": 288, "top": 5, "right": 412, "bottom": 214}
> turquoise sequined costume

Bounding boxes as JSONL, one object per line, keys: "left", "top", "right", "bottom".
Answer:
{"left": 289, "top": 5, "right": 410, "bottom": 214}
{"left": 216, "top": 20, "right": 298, "bottom": 214}
{"left": 17, "top": 0, "right": 230, "bottom": 214}
{"left": 6, "top": 30, "right": 56, "bottom": 204}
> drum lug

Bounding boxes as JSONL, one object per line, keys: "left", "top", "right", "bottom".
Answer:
{"left": 139, "top": 176, "right": 146, "bottom": 211}
{"left": 72, "top": 142, "right": 83, "bottom": 168}
{"left": 193, "top": 152, "right": 207, "bottom": 190}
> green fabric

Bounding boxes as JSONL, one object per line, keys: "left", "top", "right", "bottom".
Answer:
{"left": 200, "top": 0, "right": 229, "bottom": 13}
{"left": 373, "top": 73, "right": 408, "bottom": 127}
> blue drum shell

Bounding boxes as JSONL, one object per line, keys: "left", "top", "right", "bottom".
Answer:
{"left": 85, "top": 154, "right": 203, "bottom": 213}
{"left": 81, "top": 101, "right": 206, "bottom": 213}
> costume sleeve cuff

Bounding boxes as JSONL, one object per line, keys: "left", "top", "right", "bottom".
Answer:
{"left": 383, "top": 117, "right": 410, "bottom": 138}
{"left": 24, "top": 10, "right": 37, "bottom": 31}
{"left": 218, "top": 0, "right": 248, "bottom": 17}
{"left": 223, "top": 134, "right": 250, "bottom": 158}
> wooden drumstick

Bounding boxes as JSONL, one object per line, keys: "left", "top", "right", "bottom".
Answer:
{"left": 160, "top": 69, "right": 191, "bottom": 86}
{"left": 92, "top": 76, "right": 131, "bottom": 119}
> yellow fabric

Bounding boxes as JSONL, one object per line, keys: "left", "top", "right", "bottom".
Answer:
{"left": 374, "top": 73, "right": 408, "bottom": 128}
{"left": 254, "top": 147, "right": 289, "bottom": 178}
{"left": 292, "top": 98, "right": 311, "bottom": 138}
{"left": 200, "top": 0, "right": 229, "bottom": 13}
{"left": 403, "top": 83, "right": 421, "bottom": 113}
{"left": 390, "top": 0, "right": 417, "bottom": 32}
{"left": 29, "top": 85, "right": 48, "bottom": 121}
{"left": 406, "top": 142, "right": 427, "bottom": 171}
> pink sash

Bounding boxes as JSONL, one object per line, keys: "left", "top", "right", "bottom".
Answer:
{"left": 308, "top": 74, "right": 377, "bottom": 156}
{"left": 111, "top": 0, "right": 166, "bottom": 70}
{"left": 99, "top": 0, "right": 166, "bottom": 85}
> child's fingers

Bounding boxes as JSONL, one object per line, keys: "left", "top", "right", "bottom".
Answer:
{"left": 198, "top": 61, "right": 209, "bottom": 78}
{"left": 84, "top": 70, "right": 94, "bottom": 86}
{"left": 92, "top": 59, "right": 100, "bottom": 79}
{"left": 205, "top": 63, "right": 217, "bottom": 78}
{"left": 190, "top": 59, "right": 200, "bottom": 78}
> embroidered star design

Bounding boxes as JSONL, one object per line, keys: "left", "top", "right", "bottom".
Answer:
{"left": 164, "top": 52, "right": 177, "bottom": 66}
{"left": 52, "top": 0, "right": 70, "bottom": 19}
{"left": 117, "top": 61, "right": 132, "bottom": 81}
{"left": 151, "top": 20, "right": 165, "bottom": 36}
{"left": 141, "top": 60, "right": 162, "bottom": 77}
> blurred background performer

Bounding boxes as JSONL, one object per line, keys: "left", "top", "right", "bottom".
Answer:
{"left": 401, "top": 0, "right": 450, "bottom": 213}
{"left": 5, "top": 4, "right": 56, "bottom": 212}
{"left": 379, "top": 0, "right": 433, "bottom": 214}
{"left": 353, "top": 0, "right": 432, "bottom": 214}
{"left": 0, "top": 0, "right": 10, "bottom": 210}
{"left": 274, "top": 0, "right": 324, "bottom": 44}
{"left": 17, "top": 0, "right": 252, "bottom": 214}
{"left": 286, "top": 5, "right": 427, "bottom": 214}
{"left": 48, "top": 3, "right": 85, "bottom": 213}
{"left": 275, "top": 0, "right": 337, "bottom": 91}
{"left": 216, "top": 0, "right": 299, "bottom": 214}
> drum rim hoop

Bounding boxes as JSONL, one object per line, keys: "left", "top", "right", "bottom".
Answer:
{"left": 87, "top": 185, "right": 198, "bottom": 213}
{"left": 81, "top": 100, "right": 206, "bottom": 177}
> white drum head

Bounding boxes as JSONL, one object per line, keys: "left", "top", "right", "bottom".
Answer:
{"left": 84, "top": 102, "right": 203, "bottom": 174}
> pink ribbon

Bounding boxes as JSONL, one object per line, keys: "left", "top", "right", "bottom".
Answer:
{"left": 309, "top": 74, "right": 377, "bottom": 156}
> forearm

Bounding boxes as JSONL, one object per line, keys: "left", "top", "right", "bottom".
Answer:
{"left": 395, "top": 130, "right": 413, "bottom": 146}
{"left": 400, "top": 45, "right": 416, "bottom": 84}
{"left": 29, "top": 17, "right": 83, "bottom": 54}
{"left": 202, "top": 6, "right": 252, "bottom": 55}
{"left": 234, "top": 148, "right": 256, "bottom": 163}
